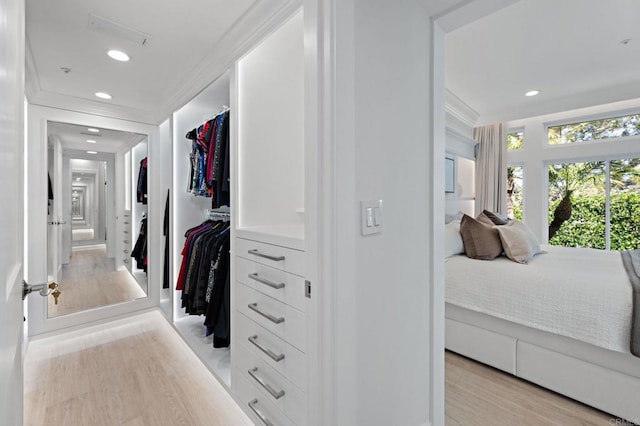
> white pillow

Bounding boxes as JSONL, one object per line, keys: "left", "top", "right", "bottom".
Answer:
{"left": 445, "top": 211, "right": 464, "bottom": 224}
{"left": 444, "top": 220, "right": 465, "bottom": 258}
{"left": 496, "top": 219, "right": 542, "bottom": 264}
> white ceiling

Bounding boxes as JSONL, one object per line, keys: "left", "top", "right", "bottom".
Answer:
{"left": 26, "top": 0, "right": 640, "bottom": 132}
{"left": 48, "top": 121, "right": 145, "bottom": 155}
{"left": 446, "top": 0, "right": 640, "bottom": 124}
{"left": 26, "top": 0, "right": 295, "bottom": 125}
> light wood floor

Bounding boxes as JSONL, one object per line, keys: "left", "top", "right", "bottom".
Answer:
{"left": 24, "top": 312, "right": 618, "bottom": 426}
{"left": 445, "top": 351, "right": 615, "bottom": 425}
{"left": 48, "top": 246, "right": 146, "bottom": 317}
{"left": 24, "top": 311, "right": 252, "bottom": 426}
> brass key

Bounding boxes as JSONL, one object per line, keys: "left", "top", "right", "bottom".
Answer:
{"left": 52, "top": 289, "right": 61, "bottom": 305}
{"left": 48, "top": 282, "right": 61, "bottom": 305}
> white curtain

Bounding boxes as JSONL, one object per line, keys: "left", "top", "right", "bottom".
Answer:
{"left": 473, "top": 123, "right": 506, "bottom": 216}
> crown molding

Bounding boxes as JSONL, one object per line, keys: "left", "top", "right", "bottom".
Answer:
{"left": 25, "top": 37, "right": 41, "bottom": 101}
{"left": 154, "top": 0, "right": 302, "bottom": 125}
{"left": 27, "top": 90, "right": 158, "bottom": 125}
{"left": 445, "top": 89, "right": 479, "bottom": 128}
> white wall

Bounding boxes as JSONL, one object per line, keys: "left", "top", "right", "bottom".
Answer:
{"left": 237, "top": 11, "right": 305, "bottom": 229}
{"left": 445, "top": 113, "right": 476, "bottom": 216}
{"left": 331, "top": 1, "right": 433, "bottom": 424}
{"left": 506, "top": 98, "right": 640, "bottom": 243}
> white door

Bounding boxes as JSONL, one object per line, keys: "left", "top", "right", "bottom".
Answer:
{"left": 0, "top": 0, "right": 26, "bottom": 424}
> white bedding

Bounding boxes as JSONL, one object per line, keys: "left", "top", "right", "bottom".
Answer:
{"left": 445, "top": 245, "right": 634, "bottom": 353}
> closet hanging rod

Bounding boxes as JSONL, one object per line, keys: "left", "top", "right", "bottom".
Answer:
{"left": 203, "top": 105, "right": 230, "bottom": 122}
{"left": 206, "top": 208, "right": 231, "bottom": 221}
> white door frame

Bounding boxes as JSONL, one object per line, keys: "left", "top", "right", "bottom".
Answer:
{"left": 306, "top": 1, "right": 520, "bottom": 424}
{"left": 26, "top": 105, "right": 162, "bottom": 337}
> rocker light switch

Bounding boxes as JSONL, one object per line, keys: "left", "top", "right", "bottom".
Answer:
{"left": 361, "top": 200, "right": 383, "bottom": 235}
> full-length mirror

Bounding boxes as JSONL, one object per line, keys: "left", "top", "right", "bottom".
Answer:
{"left": 47, "top": 121, "right": 149, "bottom": 317}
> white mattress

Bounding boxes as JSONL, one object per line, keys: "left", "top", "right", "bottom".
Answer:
{"left": 445, "top": 245, "right": 633, "bottom": 353}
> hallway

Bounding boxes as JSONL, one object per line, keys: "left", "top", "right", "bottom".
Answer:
{"left": 24, "top": 311, "right": 251, "bottom": 426}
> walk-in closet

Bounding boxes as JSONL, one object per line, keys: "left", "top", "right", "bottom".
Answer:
{"left": 161, "top": 9, "right": 309, "bottom": 425}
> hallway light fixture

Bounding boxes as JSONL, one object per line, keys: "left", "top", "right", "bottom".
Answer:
{"left": 86, "top": 139, "right": 97, "bottom": 143}
{"left": 525, "top": 90, "right": 540, "bottom": 97}
{"left": 87, "top": 128, "right": 100, "bottom": 133}
{"left": 86, "top": 151, "right": 98, "bottom": 154}
{"left": 107, "top": 50, "right": 130, "bottom": 62}
{"left": 95, "top": 92, "right": 112, "bottom": 100}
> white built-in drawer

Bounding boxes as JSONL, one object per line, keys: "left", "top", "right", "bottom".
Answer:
{"left": 235, "top": 310, "right": 307, "bottom": 392}
{"left": 236, "top": 256, "right": 307, "bottom": 312}
{"left": 236, "top": 237, "right": 305, "bottom": 277}
{"left": 236, "top": 343, "right": 307, "bottom": 426}
{"left": 234, "top": 372, "right": 295, "bottom": 426}
{"left": 236, "top": 282, "right": 307, "bottom": 353}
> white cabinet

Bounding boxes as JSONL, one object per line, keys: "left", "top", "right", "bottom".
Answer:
{"left": 230, "top": 10, "right": 309, "bottom": 424}
{"left": 232, "top": 236, "right": 308, "bottom": 425}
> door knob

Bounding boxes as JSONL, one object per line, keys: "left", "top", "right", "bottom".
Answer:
{"left": 22, "top": 280, "right": 58, "bottom": 300}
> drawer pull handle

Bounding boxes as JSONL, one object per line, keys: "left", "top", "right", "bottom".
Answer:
{"left": 248, "top": 335, "right": 285, "bottom": 362}
{"left": 248, "top": 303, "right": 284, "bottom": 324}
{"left": 123, "top": 240, "right": 130, "bottom": 244}
{"left": 248, "top": 367, "right": 285, "bottom": 400}
{"left": 249, "top": 273, "right": 285, "bottom": 290}
{"left": 123, "top": 249, "right": 130, "bottom": 254}
{"left": 248, "top": 249, "right": 285, "bottom": 262}
{"left": 123, "top": 221, "right": 130, "bottom": 224}
{"left": 248, "top": 399, "right": 274, "bottom": 426}
{"left": 124, "top": 230, "right": 129, "bottom": 234}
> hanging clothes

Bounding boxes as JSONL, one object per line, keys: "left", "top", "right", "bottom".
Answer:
{"left": 131, "top": 216, "right": 147, "bottom": 273}
{"left": 176, "top": 219, "right": 231, "bottom": 347}
{"left": 163, "top": 190, "right": 170, "bottom": 289}
{"left": 137, "top": 157, "right": 148, "bottom": 204}
{"left": 185, "top": 109, "right": 230, "bottom": 208}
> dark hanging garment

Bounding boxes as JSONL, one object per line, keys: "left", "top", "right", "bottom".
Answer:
{"left": 131, "top": 218, "right": 147, "bottom": 273}
{"left": 48, "top": 173, "right": 54, "bottom": 215}
{"left": 176, "top": 219, "right": 231, "bottom": 347}
{"left": 137, "top": 157, "right": 148, "bottom": 204}
{"left": 163, "top": 190, "right": 170, "bottom": 289}
{"left": 48, "top": 173, "right": 54, "bottom": 201}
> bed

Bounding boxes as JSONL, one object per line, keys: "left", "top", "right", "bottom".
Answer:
{"left": 445, "top": 216, "right": 640, "bottom": 423}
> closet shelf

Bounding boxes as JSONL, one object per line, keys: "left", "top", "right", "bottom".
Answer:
{"left": 236, "top": 224, "right": 305, "bottom": 251}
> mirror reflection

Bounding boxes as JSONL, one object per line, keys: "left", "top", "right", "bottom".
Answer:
{"left": 46, "top": 121, "right": 149, "bottom": 317}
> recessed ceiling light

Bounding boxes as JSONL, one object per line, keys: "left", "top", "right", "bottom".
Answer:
{"left": 86, "top": 151, "right": 98, "bottom": 154}
{"left": 95, "top": 92, "right": 112, "bottom": 99}
{"left": 525, "top": 90, "right": 540, "bottom": 97}
{"left": 86, "top": 139, "right": 97, "bottom": 143}
{"left": 107, "top": 50, "right": 130, "bottom": 62}
{"left": 87, "top": 128, "right": 100, "bottom": 133}
{"left": 75, "top": 178, "right": 81, "bottom": 181}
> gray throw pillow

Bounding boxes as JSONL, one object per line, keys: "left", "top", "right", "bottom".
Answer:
{"left": 482, "top": 209, "right": 509, "bottom": 225}
{"left": 460, "top": 214, "right": 503, "bottom": 260}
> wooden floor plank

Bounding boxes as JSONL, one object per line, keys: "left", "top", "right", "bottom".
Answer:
{"left": 445, "top": 351, "right": 614, "bottom": 426}
{"left": 24, "top": 311, "right": 252, "bottom": 426}
{"left": 48, "top": 246, "right": 146, "bottom": 318}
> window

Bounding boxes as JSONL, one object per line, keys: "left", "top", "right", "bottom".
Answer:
{"left": 548, "top": 161, "right": 605, "bottom": 249}
{"left": 609, "top": 158, "right": 640, "bottom": 251}
{"left": 507, "top": 165, "right": 522, "bottom": 220}
{"left": 507, "top": 130, "right": 523, "bottom": 150}
{"left": 548, "top": 114, "right": 640, "bottom": 145}
{"left": 547, "top": 158, "right": 640, "bottom": 250}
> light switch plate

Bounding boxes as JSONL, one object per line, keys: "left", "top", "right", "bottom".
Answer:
{"left": 361, "top": 200, "right": 383, "bottom": 235}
